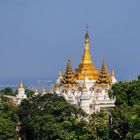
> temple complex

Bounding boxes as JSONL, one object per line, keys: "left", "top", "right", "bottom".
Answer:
{"left": 14, "top": 29, "right": 117, "bottom": 114}
{"left": 54, "top": 30, "right": 117, "bottom": 114}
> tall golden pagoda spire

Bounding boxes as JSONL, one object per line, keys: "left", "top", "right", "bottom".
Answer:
{"left": 75, "top": 29, "right": 99, "bottom": 80}
{"left": 96, "top": 61, "right": 111, "bottom": 87}
{"left": 61, "top": 59, "right": 77, "bottom": 88}
{"left": 81, "top": 30, "right": 93, "bottom": 64}
{"left": 19, "top": 80, "right": 24, "bottom": 89}
{"left": 111, "top": 68, "right": 115, "bottom": 77}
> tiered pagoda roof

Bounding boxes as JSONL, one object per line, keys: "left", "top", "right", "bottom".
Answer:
{"left": 61, "top": 60, "right": 77, "bottom": 88}
{"left": 96, "top": 61, "right": 111, "bottom": 87}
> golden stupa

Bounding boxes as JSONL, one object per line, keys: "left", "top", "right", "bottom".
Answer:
{"left": 34, "top": 88, "right": 38, "bottom": 94}
{"left": 75, "top": 31, "right": 99, "bottom": 80}
{"left": 19, "top": 80, "right": 24, "bottom": 88}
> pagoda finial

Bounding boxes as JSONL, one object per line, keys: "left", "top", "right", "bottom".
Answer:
{"left": 111, "top": 68, "right": 117, "bottom": 83}
{"left": 34, "top": 88, "right": 38, "bottom": 96}
{"left": 86, "top": 24, "right": 89, "bottom": 32}
{"left": 112, "top": 68, "right": 115, "bottom": 77}
{"left": 67, "top": 59, "right": 72, "bottom": 70}
{"left": 42, "top": 88, "right": 46, "bottom": 95}
{"left": 85, "top": 25, "right": 89, "bottom": 40}
{"left": 59, "top": 69, "right": 63, "bottom": 79}
{"left": 42, "top": 88, "right": 46, "bottom": 93}
{"left": 19, "top": 80, "right": 24, "bottom": 89}
{"left": 102, "top": 60, "right": 106, "bottom": 66}
{"left": 83, "top": 74, "right": 87, "bottom": 89}
{"left": 82, "top": 28, "right": 92, "bottom": 64}
{"left": 75, "top": 29, "right": 99, "bottom": 80}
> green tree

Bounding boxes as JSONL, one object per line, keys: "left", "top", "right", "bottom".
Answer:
{"left": 19, "top": 94, "right": 97, "bottom": 140}
{"left": 0, "top": 87, "right": 16, "bottom": 96}
{"left": 0, "top": 95, "right": 19, "bottom": 140}
{"left": 25, "top": 89, "right": 34, "bottom": 98}
{"left": 138, "top": 74, "right": 140, "bottom": 80}
{"left": 88, "top": 111, "right": 109, "bottom": 140}
{"left": 109, "top": 76, "right": 140, "bottom": 139}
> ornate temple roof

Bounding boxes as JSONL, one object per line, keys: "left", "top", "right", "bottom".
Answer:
{"left": 75, "top": 31, "right": 99, "bottom": 80}
{"left": 61, "top": 60, "right": 77, "bottom": 88}
{"left": 96, "top": 61, "right": 111, "bottom": 87}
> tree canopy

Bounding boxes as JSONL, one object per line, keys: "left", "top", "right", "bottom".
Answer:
{"left": 18, "top": 94, "right": 110, "bottom": 140}
{"left": 109, "top": 75, "right": 140, "bottom": 140}
{"left": 0, "top": 74, "right": 140, "bottom": 140}
{"left": 0, "top": 95, "right": 19, "bottom": 140}
{"left": 0, "top": 87, "right": 16, "bottom": 96}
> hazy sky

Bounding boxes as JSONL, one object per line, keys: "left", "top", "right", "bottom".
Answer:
{"left": 0, "top": 0, "right": 140, "bottom": 81}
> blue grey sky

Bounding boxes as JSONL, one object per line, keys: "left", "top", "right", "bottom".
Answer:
{"left": 0, "top": 0, "right": 140, "bottom": 81}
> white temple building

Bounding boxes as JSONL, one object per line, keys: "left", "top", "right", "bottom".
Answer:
{"left": 53, "top": 31, "right": 117, "bottom": 114}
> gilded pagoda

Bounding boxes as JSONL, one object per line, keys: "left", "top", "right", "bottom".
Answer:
{"left": 60, "top": 60, "right": 77, "bottom": 88}
{"left": 75, "top": 31, "right": 99, "bottom": 80}
{"left": 54, "top": 29, "right": 117, "bottom": 114}
{"left": 96, "top": 61, "right": 112, "bottom": 87}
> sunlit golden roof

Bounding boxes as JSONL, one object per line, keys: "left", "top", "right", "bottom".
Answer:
{"left": 75, "top": 31, "right": 99, "bottom": 80}
{"left": 19, "top": 80, "right": 24, "bottom": 89}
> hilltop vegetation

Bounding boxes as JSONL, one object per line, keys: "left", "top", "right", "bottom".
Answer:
{"left": 19, "top": 94, "right": 109, "bottom": 140}
{"left": 0, "top": 75, "right": 140, "bottom": 140}
{"left": 109, "top": 75, "right": 140, "bottom": 140}
{"left": 0, "top": 87, "right": 16, "bottom": 96}
{"left": 0, "top": 95, "right": 19, "bottom": 140}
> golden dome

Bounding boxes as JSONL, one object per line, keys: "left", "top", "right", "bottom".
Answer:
{"left": 75, "top": 31, "right": 99, "bottom": 80}
{"left": 19, "top": 80, "right": 24, "bottom": 89}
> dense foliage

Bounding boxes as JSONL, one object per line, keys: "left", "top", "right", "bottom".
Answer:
{"left": 88, "top": 111, "right": 109, "bottom": 139}
{"left": 25, "top": 89, "right": 34, "bottom": 98}
{"left": 19, "top": 94, "right": 88, "bottom": 140}
{"left": 0, "top": 87, "right": 16, "bottom": 96}
{"left": 0, "top": 95, "right": 19, "bottom": 140}
{"left": 0, "top": 74, "right": 140, "bottom": 140}
{"left": 18, "top": 94, "right": 109, "bottom": 140}
{"left": 109, "top": 75, "right": 140, "bottom": 139}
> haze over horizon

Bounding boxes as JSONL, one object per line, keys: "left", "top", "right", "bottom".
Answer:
{"left": 0, "top": 0, "right": 140, "bottom": 83}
